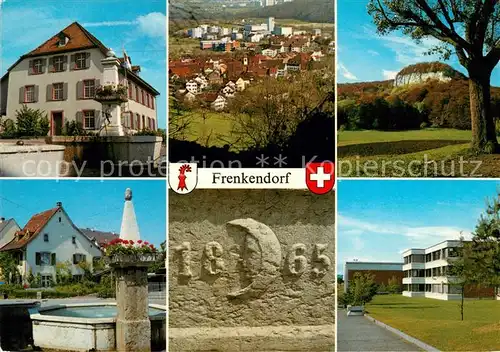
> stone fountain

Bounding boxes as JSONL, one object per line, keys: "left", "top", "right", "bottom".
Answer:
{"left": 111, "top": 188, "right": 157, "bottom": 352}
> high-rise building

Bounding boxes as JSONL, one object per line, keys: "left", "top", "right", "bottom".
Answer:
{"left": 267, "top": 17, "right": 275, "bottom": 33}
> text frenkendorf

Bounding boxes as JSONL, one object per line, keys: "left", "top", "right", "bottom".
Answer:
{"left": 212, "top": 171, "right": 292, "bottom": 185}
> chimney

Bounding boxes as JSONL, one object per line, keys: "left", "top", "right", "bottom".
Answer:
{"left": 56, "top": 202, "right": 62, "bottom": 207}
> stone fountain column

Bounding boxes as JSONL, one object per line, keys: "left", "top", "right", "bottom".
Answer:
{"left": 99, "top": 53, "right": 125, "bottom": 137}
{"left": 113, "top": 259, "right": 151, "bottom": 352}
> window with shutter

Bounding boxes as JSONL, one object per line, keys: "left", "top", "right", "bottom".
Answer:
{"left": 51, "top": 253, "right": 56, "bottom": 266}
{"left": 75, "top": 53, "right": 86, "bottom": 70}
{"left": 53, "top": 56, "right": 64, "bottom": 72}
{"left": 52, "top": 83, "right": 63, "bottom": 101}
{"left": 83, "top": 110, "right": 96, "bottom": 129}
{"left": 24, "top": 85, "right": 35, "bottom": 103}
{"left": 83, "top": 80, "right": 95, "bottom": 98}
{"left": 35, "top": 252, "right": 41, "bottom": 266}
{"left": 32, "top": 59, "right": 43, "bottom": 74}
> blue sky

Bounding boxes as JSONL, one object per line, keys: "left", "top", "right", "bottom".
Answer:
{"left": 337, "top": 0, "right": 500, "bottom": 85}
{"left": 0, "top": 180, "right": 166, "bottom": 246}
{"left": 338, "top": 180, "right": 500, "bottom": 274}
{"left": 0, "top": 0, "right": 166, "bottom": 128}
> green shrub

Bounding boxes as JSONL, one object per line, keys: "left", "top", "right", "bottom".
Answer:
{"left": 15, "top": 105, "right": 50, "bottom": 137}
{"left": 1, "top": 119, "right": 17, "bottom": 138}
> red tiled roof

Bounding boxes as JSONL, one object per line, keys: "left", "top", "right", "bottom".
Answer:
{"left": 0, "top": 207, "right": 59, "bottom": 251}
{"left": 27, "top": 22, "right": 109, "bottom": 58}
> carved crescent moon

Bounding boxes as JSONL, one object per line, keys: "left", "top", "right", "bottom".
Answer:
{"left": 226, "top": 218, "right": 282, "bottom": 299}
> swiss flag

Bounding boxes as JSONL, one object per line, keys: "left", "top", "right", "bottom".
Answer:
{"left": 306, "top": 162, "right": 335, "bottom": 195}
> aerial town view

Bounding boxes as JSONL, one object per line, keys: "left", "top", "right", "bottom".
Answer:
{"left": 168, "top": 0, "right": 335, "bottom": 167}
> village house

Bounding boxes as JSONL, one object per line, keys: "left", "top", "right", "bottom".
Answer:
{"left": 0, "top": 218, "right": 21, "bottom": 250}
{"left": 0, "top": 22, "right": 159, "bottom": 135}
{"left": 211, "top": 95, "right": 227, "bottom": 111}
{"left": 0, "top": 202, "right": 103, "bottom": 286}
{"left": 185, "top": 80, "right": 200, "bottom": 94}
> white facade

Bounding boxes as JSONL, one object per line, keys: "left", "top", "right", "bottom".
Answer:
{"left": 211, "top": 95, "right": 227, "bottom": 111}
{"left": 267, "top": 17, "right": 275, "bottom": 32}
{"left": 402, "top": 240, "right": 463, "bottom": 300}
{"left": 274, "top": 26, "right": 293, "bottom": 36}
{"left": 189, "top": 27, "right": 204, "bottom": 38}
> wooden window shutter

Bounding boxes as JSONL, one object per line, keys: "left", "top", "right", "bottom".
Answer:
{"left": 76, "top": 111, "right": 84, "bottom": 126}
{"left": 19, "top": 86, "right": 25, "bottom": 103}
{"left": 41, "top": 58, "right": 47, "bottom": 73}
{"left": 63, "top": 83, "right": 68, "bottom": 100}
{"left": 35, "top": 252, "right": 41, "bottom": 265}
{"left": 73, "top": 254, "right": 77, "bottom": 264}
{"left": 70, "top": 54, "right": 76, "bottom": 70}
{"left": 95, "top": 110, "right": 101, "bottom": 129}
{"left": 51, "top": 253, "right": 56, "bottom": 266}
{"left": 76, "top": 81, "right": 83, "bottom": 99}
{"left": 130, "top": 112, "right": 134, "bottom": 129}
{"left": 34, "top": 85, "right": 39, "bottom": 102}
{"left": 85, "top": 52, "right": 91, "bottom": 69}
{"left": 48, "top": 57, "right": 54, "bottom": 72}
{"left": 62, "top": 55, "right": 68, "bottom": 71}
{"left": 28, "top": 60, "right": 34, "bottom": 75}
{"left": 46, "top": 84, "right": 52, "bottom": 102}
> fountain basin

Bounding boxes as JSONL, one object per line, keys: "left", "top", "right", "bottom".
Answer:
{"left": 29, "top": 303, "right": 166, "bottom": 352}
{"left": 0, "top": 143, "right": 65, "bottom": 177}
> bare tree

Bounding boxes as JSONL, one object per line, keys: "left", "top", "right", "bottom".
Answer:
{"left": 368, "top": 0, "right": 500, "bottom": 153}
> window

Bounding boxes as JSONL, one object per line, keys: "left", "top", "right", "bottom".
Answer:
{"left": 41, "top": 275, "right": 52, "bottom": 288}
{"left": 43, "top": 233, "right": 49, "bottom": 242}
{"left": 147, "top": 94, "right": 150, "bottom": 108}
{"left": 128, "top": 84, "right": 132, "bottom": 99}
{"left": 53, "top": 56, "right": 64, "bottom": 72}
{"left": 72, "top": 236, "right": 76, "bottom": 244}
{"left": 59, "top": 217, "right": 61, "bottom": 222}
{"left": 25, "top": 85, "right": 35, "bottom": 103}
{"left": 142, "top": 90, "right": 146, "bottom": 105}
{"left": 135, "top": 86, "right": 139, "bottom": 102}
{"left": 53, "top": 83, "right": 63, "bottom": 101}
{"left": 151, "top": 96, "right": 154, "bottom": 110}
{"left": 83, "top": 110, "right": 96, "bottom": 130}
{"left": 83, "top": 80, "right": 95, "bottom": 98}
{"left": 36, "top": 252, "right": 52, "bottom": 266}
{"left": 73, "top": 253, "right": 86, "bottom": 264}
{"left": 33, "top": 59, "right": 43, "bottom": 74}
{"left": 75, "top": 53, "right": 87, "bottom": 69}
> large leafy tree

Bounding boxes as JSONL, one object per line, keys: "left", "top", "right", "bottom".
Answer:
{"left": 468, "top": 193, "right": 500, "bottom": 289}
{"left": 368, "top": 0, "right": 500, "bottom": 153}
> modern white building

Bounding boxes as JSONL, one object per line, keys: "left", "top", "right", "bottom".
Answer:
{"left": 402, "top": 240, "right": 465, "bottom": 300}
{"left": 274, "top": 26, "right": 293, "bottom": 36}
{"left": 267, "top": 17, "right": 275, "bottom": 33}
{"left": 0, "top": 22, "right": 159, "bottom": 135}
{"left": 0, "top": 202, "right": 103, "bottom": 287}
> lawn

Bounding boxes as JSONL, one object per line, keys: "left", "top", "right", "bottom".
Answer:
{"left": 170, "top": 109, "right": 251, "bottom": 150}
{"left": 366, "top": 295, "right": 500, "bottom": 351}
{"left": 338, "top": 129, "right": 500, "bottom": 177}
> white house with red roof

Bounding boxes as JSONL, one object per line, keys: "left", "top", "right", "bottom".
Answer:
{"left": 0, "top": 22, "right": 160, "bottom": 135}
{"left": 0, "top": 202, "right": 102, "bottom": 287}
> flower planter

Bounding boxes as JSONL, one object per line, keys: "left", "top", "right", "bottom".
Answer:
{"left": 94, "top": 94, "right": 128, "bottom": 104}
{"left": 107, "top": 253, "right": 160, "bottom": 268}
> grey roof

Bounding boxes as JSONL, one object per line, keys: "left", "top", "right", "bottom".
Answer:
{"left": 80, "top": 228, "right": 118, "bottom": 246}
{"left": 0, "top": 218, "right": 18, "bottom": 234}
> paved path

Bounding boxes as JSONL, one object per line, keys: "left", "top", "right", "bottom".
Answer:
{"left": 337, "top": 310, "right": 419, "bottom": 351}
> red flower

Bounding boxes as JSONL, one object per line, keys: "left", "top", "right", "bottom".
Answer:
{"left": 123, "top": 240, "right": 129, "bottom": 245}
{"left": 137, "top": 240, "right": 143, "bottom": 244}
{"left": 149, "top": 244, "right": 154, "bottom": 249}
{"left": 144, "top": 241, "right": 149, "bottom": 245}
{"left": 129, "top": 240, "right": 135, "bottom": 245}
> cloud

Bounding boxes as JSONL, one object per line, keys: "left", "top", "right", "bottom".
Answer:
{"left": 137, "top": 12, "right": 166, "bottom": 38}
{"left": 338, "top": 62, "right": 357, "bottom": 80}
{"left": 338, "top": 213, "right": 471, "bottom": 244}
{"left": 83, "top": 21, "right": 137, "bottom": 27}
{"left": 382, "top": 69, "right": 398, "bottom": 80}
{"left": 367, "top": 50, "right": 379, "bottom": 56}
